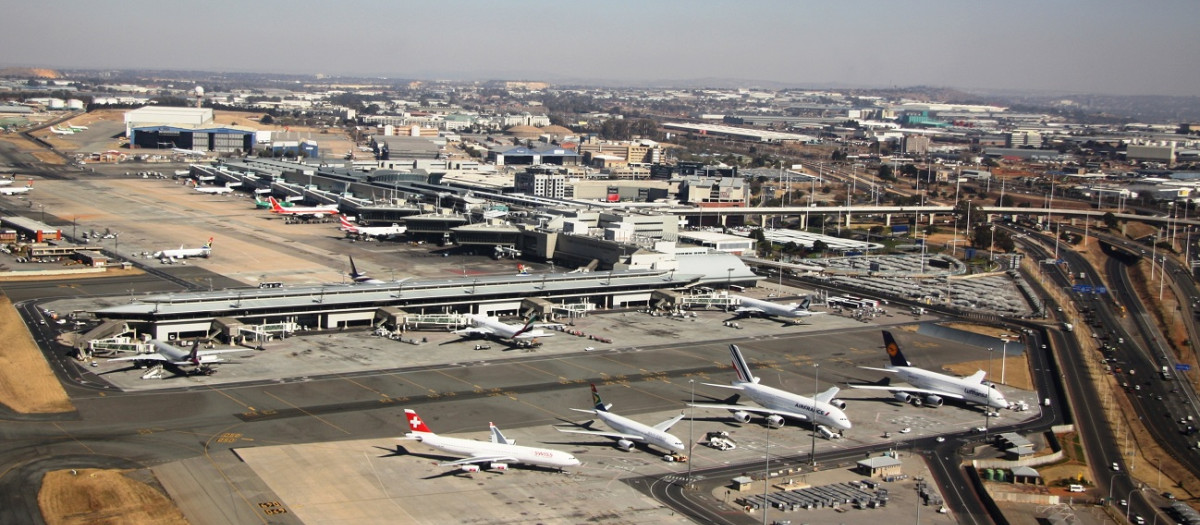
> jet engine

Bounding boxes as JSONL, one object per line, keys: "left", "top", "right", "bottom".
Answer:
{"left": 894, "top": 392, "right": 913, "bottom": 404}
{"left": 489, "top": 463, "right": 509, "bottom": 471}
{"left": 923, "top": 395, "right": 944, "bottom": 407}
{"left": 829, "top": 399, "right": 847, "bottom": 409}
{"left": 460, "top": 464, "right": 481, "bottom": 473}
{"left": 766, "top": 414, "right": 785, "bottom": 429}
{"left": 731, "top": 410, "right": 753, "bottom": 424}
{"left": 616, "top": 439, "right": 635, "bottom": 451}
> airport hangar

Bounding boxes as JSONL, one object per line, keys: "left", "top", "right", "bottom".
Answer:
{"left": 89, "top": 260, "right": 762, "bottom": 342}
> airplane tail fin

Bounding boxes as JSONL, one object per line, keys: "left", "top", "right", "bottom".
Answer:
{"left": 187, "top": 340, "right": 201, "bottom": 365}
{"left": 348, "top": 256, "right": 364, "bottom": 279}
{"left": 490, "top": 422, "right": 513, "bottom": 445}
{"left": 339, "top": 216, "right": 357, "bottom": 231}
{"left": 798, "top": 296, "right": 812, "bottom": 310}
{"left": 882, "top": 331, "right": 911, "bottom": 367}
{"left": 268, "top": 196, "right": 285, "bottom": 212}
{"left": 589, "top": 383, "right": 611, "bottom": 412}
{"left": 204, "top": 237, "right": 213, "bottom": 249}
{"left": 404, "top": 409, "right": 433, "bottom": 433}
{"left": 728, "top": 344, "right": 759, "bottom": 384}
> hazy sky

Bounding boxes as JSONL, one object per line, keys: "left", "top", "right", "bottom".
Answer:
{"left": 4, "top": 1, "right": 1198, "bottom": 96}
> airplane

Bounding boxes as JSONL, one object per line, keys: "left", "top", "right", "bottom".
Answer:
{"left": 171, "top": 147, "right": 208, "bottom": 157}
{"left": 690, "top": 344, "right": 852, "bottom": 434}
{"left": 848, "top": 331, "right": 1011, "bottom": 410}
{"left": 401, "top": 408, "right": 580, "bottom": 473}
{"left": 339, "top": 216, "right": 406, "bottom": 239}
{"left": 556, "top": 384, "right": 686, "bottom": 455}
{"left": 188, "top": 180, "right": 236, "bottom": 194}
{"left": 152, "top": 237, "right": 212, "bottom": 263}
{"left": 348, "top": 255, "right": 384, "bottom": 284}
{"left": 0, "top": 177, "right": 13, "bottom": 186}
{"left": 49, "top": 126, "right": 74, "bottom": 135}
{"left": 267, "top": 196, "right": 338, "bottom": 219}
{"left": 731, "top": 295, "right": 825, "bottom": 323}
{"left": 65, "top": 122, "right": 88, "bottom": 131}
{"left": 107, "top": 339, "right": 250, "bottom": 376}
{"left": 0, "top": 180, "right": 33, "bottom": 195}
{"left": 254, "top": 195, "right": 292, "bottom": 209}
{"left": 452, "top": 313, "right": 558, "bottom": 342}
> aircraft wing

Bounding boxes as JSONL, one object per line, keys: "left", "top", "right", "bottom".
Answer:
{"left": 453, "top": 327, "right": 494, "bottom": 336}
{"left": 652, "top": 412, "right": 686, "bottom": 432}
{"left": 513, "top": 330, "right": 554, "bottom": 340}
{"left": 437, "top": 455, "right": 519, "bottom": 467}
{"left": 687, "top": 403, "right": 809, "bottom": 421}
{"left": 108, "top": 354, "right": 170, "bottom": 363}
{"left": 734, "top": 306, "right": 765, "bottom": 314}
{"left": 196, "top": 349, "right": 253, "bottom": 357}
{"left": 847, "top": 384, "right": 964, "bottom": 399}
{"left": 555, "top": 427, "right": 645, "bottom": 442}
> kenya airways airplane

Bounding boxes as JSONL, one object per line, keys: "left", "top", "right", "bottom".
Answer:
{"left": 267, "top": 196, "right": 339, "bottom": 219}
{"left": 401, "top": 409, "right": 580, "bottom": 473}
{"left": 339, "top": 216, "right": 406, "bottom": 239}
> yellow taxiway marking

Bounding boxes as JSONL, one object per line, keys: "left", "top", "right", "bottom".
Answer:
{"left": 261, "top": 391, "right": 351, "bottom": 435}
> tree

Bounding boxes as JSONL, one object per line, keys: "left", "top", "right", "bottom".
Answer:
{"left": 811, "top": 240, "right": 828, "bottom": 253}
{"left": 260, "top": 114, "right": 274, "bottom": 125}
{"left": 1102, "top": 211, "right": 1119, "bottom": 229}
{"left": 878, "top": 164, "right": 895, "bottom": 181}
{"left": 996, "top": 194, "right": 1014, "bottom": 207}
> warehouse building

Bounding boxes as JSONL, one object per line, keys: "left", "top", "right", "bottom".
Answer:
{"left": 124, "top": 106, "right": 256, "bottom": 153}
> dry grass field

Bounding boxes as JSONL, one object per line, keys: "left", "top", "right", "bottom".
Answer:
{"left": 39, "top": 469, "right": 188, "bottom": 525}
{"left": 0, "top": 295, "right": 72, "bottom": 414}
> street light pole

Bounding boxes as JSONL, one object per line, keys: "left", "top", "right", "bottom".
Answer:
{"left": 687, "top": 379, "right": 695, "bottom": 488}
{"left": 985, "top": 348, "right": 993, "bottom": 440}
{"left": 727, "top": 268, "right": 734, "bottom": 292}
{"left": 810, "top": 363, "right": 819, "bottom": 466}
{"left": 1000, "top": 335, "right": 1011, "bottom": 385}
{"left": 762, "top": 423, "right": 770, "bottom": 525}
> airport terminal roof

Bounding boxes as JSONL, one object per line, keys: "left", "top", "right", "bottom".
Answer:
{"left": 94, "top": 269, "right": 703, "bottom": 318}
{"left": 130, "top": 123, "right": 257, "bottom": 134}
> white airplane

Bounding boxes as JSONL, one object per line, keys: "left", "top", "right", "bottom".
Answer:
{"left": 690, "top": 344, "right": 852, "bottom": 434}
{"left": 453, "top": 313, "right": 558, "bottom": 342}
{"left": 731, "top": 295, "right": 825, "bottom": 323}
{"left": 339, "top": 216, "right": 406, "bottom": 238}
{"left": 0, "top": 177, "right": 13, "bottom": 186}
{"left": 268, "top": 196, "right": 339, "bottom": 219}
{"left": 556, "top": 384, "right": 686, "bottom": 455}
{"left": 49, "top": 126, "right": 74, "bottom": 135}
{"left": 65, "top": 122, "right": 88, "bottom": 131}
{"left": 152, "top": 237, "right": 212, "bottom": 262}
{"left": 849, "top": 331, "right": 1010, "bottom": 410}
{"left": 0, "top": 180, "right": 33, "bottom": 195}
{"left": 188, "top": 180, "right": 236, "bottom": 194}
{"left": 171, "top": 147, "right": 208, "bottom": 157}
{"left": 107, "top": 339, "right": 250, "bottom": 375}
{"left": 401, "top": 408, "right": 580, "bottom": 473}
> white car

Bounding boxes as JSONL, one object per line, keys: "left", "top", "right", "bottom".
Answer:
{"left": 899, "top": 427, "right": 911, "bottom": 434}
{"left": 584, "top": 346, "right": 596, "bottom": 352}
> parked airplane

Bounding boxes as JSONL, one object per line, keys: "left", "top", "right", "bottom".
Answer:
{"left": 849, "top": 331, "right": 1011, "bottom": 410}
{"left": 187, "top": 180, "right": 236, "bottom": 194}
{"left": 339, "top": 216, "right": 406, "bottom": 238}
{"left": 153, "top": 237, "right": 213, "bottom": 262}
{"left": 0, "top": 180, "right": 33, "bottom": 195}
{"left": 556, "top": 384, "right": 686, "bottom": 455}
{"left": 267, "top": 196, "right": 338, "bottom": 219}
{"left": 65, "top": 122, "right": 88, "bottom": 131}
{"left": 731, "top": 295, "right": 824, "bottom": 323}
{"left": 254, "top": 195, "right": 292, "bottom": 209}
{"left": 401, "top": 408, "right": 580, "bottom": 472}
{"left": 0, "top": 177, "right": 13, "bottom": 186}
{"left": 107, "top": 339, "right": 250, "bottom": 376}
{"left": 49, "top": 126, "right": 74, "bottom": 135}
{"left": 452, "top": 314, "right": 558, "bottom": 342}
{"left": 171, "top": 147, "right": 208, "bottom": 157}
{"left": 690, "top": 344, "right": 852, "bottom": 434}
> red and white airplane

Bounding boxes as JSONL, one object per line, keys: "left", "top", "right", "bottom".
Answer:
{"left": 339, "top": 216, "right": 406, "bottom": 238}
{"left": 267, "top": 196, "right": 338, "bottom": 219}
{"left": 0, "top": 180, "right": 33, "bottom": 195}
{"left": 401, "top": 409, "right": 580, "bottom": 472}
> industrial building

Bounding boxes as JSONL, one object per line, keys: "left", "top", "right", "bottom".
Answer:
{"left": 125, "top": 106, "right": 256, "bottom": 153}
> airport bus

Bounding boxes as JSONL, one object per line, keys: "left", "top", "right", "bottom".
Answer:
{"left": 828, "top": 295, "right": 880, "bottom": 309}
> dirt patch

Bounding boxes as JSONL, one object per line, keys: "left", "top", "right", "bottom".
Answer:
{"left": 944, "top": 353, "right": 1033, "bottom": 391}
{"left": 940, "top": 322, "right": 1016, "bottom": 339}
{"left": 32, "top": 151, "right": 66, "bottom": 164}
{"left": 0, "top": 295, "right": 73, "bottom": 413}
{"left": 39, "top": 468, "right": 188, "bottom": 525}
